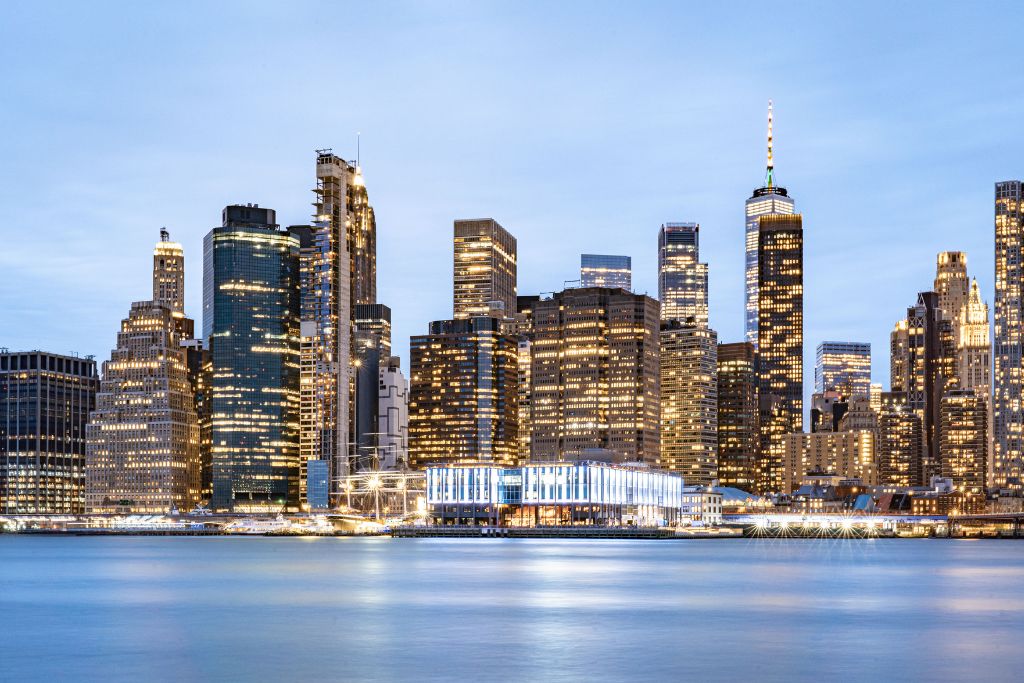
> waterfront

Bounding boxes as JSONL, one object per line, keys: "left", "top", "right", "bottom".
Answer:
{"left": 2, "top": 538, "right": 1023, "bottom": 682}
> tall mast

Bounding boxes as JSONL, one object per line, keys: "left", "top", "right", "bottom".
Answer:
{"left": 766, "top": 99, "right": 774, "bottom": 189}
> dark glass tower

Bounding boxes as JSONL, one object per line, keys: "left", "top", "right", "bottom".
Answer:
{"left": 204, "top": 204, "right": 302, "bottom": 512}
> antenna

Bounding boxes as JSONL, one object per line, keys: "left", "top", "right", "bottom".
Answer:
{"left": 160, "top": 226, "right": 170, "bottom": 242}
{"left": 766, "top": 99, "right": 774, "bottom": 189}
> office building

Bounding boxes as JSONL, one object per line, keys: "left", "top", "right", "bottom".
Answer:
{"left": 658, "top": 223, "right": 709, "bottom": 326}
{"left": 181, "top": 339, "right": 213, "bottom": 502}
{"left": 935, "top": 251, "right": 970, "bottom": 319}
{"left": 355, "top": 303, "right": 392, "bottom": 358}
{"left": 814, "top": 342, "right": 871, "bottom": 398}
{"left": 877, "top": 392, "right": 923, "bottom": 487}
{"left": 939, "top": 389, "right": 988, "bottom": 513}
{"left": 580, "top": 254, "right": 631, "bottom": 290}
{"left": 994, "top": 181, "right": 1024, "bottom": 492}
{"left": 717, "top": 342, "right": 758, "bottom": 491}
{"left": 87, "top": 231, "right": 201, "bottom": 513}
{"left": 378, "top": 357, "right": 409, "bottom": 470}
{"left": 353, "top": 304, "right": 392, "bottom": 470}
{"left": 408, "top": 317, "right": 519, "bottom": 468}
{"left": 659, "top": 322, "right": 717, "bottom": 484}
{"left": 453, "top": 218, "right": 517, "bottom": 319}
{"left": 757, "top": 213, "right": 804, "bottom": 492}
{"left": 1, "top": 352, "right": 97, "bottom": 514}
{"left": 958, "top": 280, "right": 991, "bottom": 393}
{"left": 782, "top": 431, "right": 876, "bottom": 494}
{"left": 203, "top": 205, "right": 302, "bottom": 512}
{"left": 745, "top": 100, "right": 796, "bottom": 345}
{"left": 530, "top": 287, "right": 660, "bottom": 463}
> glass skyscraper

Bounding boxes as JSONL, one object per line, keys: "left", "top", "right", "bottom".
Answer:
{"left": 204, "top": 204, "right": 302, "bottom": 512}
{"left": 580, "top": 254, "right": 631, "bottom": 290}
{"left": 453, "top": 218, "right": 517, "bottom": 319}
{"left": 658, "top": 223, "right": 708, "bottom": 326}
{"left": 814, "top": 341, "right": 871, "bottom": 398}
{"left": 993, "top": 181, "right": 1023, "bottom": 492}
{"left": 745, "top": 101, "right": 795, "bottom": 346}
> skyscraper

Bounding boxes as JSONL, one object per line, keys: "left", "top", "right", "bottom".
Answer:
{"left": 204, "top": 205, "right": 302, "bottom": 512}
{"left": 757, "top": 213, "right": 804, "bottom": 492}
{"left": 530, "top": 287, "right": 660, "bottom": 463}
{"left": 580, "top": 254, "right": 631, "bottom": 290}
{"left": 745, "top": 101, "right": 796, "bottom": 345}
{"left": 940, "top": 389, "right": 988, "bottom": 513}
{"left": 659, "top": 321, "right": 717, "bottom": 483}
{"left": 877, "top": 392, "right": 923, "bottom": 487}
{"left": 353, "top": 303, "right": 392, "bottom": 469}
{"left": 453, "top": 218, "right": 517, "bottom": 319}
{"left": 935, "top": 251, "right": 970, "bottom": 321}
{"left": 378, "top": 357, "right": 409, "bottom": 470}
{"left": 408, "top": 317, "right": 519, "bottom": 468}
{"left": 87, "top": 230, "right": 201, "bottom": 513}
{"left": 814, "top": 342, "right": 871, "bottom": 398}
{"left": 994, "top": 181, "right": 1024, "bottom": 492}
{"left": 717, "top": 342, "right": 759, "bottom": 492}
{"left": 658, "top": 222, "right": 709, "bottom": 326}
{"left": 958, "top": 280, "right": 991, "bottom": 394}
{"left": 1, "top": 351, "right": 97, "bottom": 514}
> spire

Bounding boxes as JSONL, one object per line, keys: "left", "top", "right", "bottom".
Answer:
{"left": 766, "top": 99, "right": 774, "bottom": 189}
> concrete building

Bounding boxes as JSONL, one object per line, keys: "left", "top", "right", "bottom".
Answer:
{"left": 580, "top": 254, "right": 631, "bottom": 290}
{"left": 203, "top": 205, "right": 302, "bottom": 512}
{"left": 659, "top": 223, "right": 708, "bottom": 327}
{"left": 717, "top": 341, "right": 758, "bottom": 492}
{"left": 1, "top": 351, "right": 97, "bottom": 513}
{"left": 782, "top": 431, "right": 876, "bottom": 494}
{"left": 408, "top": 317, "right": 519, "bottom": 468}
{"left": 87, "top": 231, "right": 201, "bottom": 513}
{"left": 378, "top": 356, "right": 409, "bottom": 470}
{"left": 529, "top": 287, "right": 660, "bottom": 463}
{"left": 453, "top": 218, "right": 517, "bottom": 319}
{"left": 659, "top": 322, "right": 717, "bottom": 484}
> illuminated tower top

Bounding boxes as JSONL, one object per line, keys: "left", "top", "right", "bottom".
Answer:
{"left": 766, "top": 99, "right": 774, "bottom": 189}
{"left": 153, "top": 227, "right": 185, "bottom": 315}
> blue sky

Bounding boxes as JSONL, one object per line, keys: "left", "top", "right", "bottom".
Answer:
{"left": 2, "top": 1, "right": 1023, "bottom": 404}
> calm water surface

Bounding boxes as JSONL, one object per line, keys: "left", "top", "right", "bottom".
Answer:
{"left": 2, "top": 536, "right": 1023, "bottom": 682}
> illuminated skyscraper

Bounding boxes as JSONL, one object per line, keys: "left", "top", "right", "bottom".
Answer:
{"left": 581, "top": 254, "right": 631, "bottom": 290}
{"left": 2, "top": 351, "right": 97, "bottom": 514}
{"left": 890, "top": 292, "right": 956, "bottom": 484}
{"left": 204, "top": 205, "right": 302, "bottom": 512}
{"left": 87, "top": 230, "right": 201, "bottom": 513}
{"left": 935, "top": 251, "right": 969, "bottom": 321}
{"left": 453, "top": 218, "right": 517, "bottom": 319}
{"left": 717, "top": 342, "right": 758, "bottom": 491}
{"left": 958, "top": 280, "right": 991, "bottom": 393}
{"left": 814, "top": 341, "right": 871, "bottom": 398}
{"left": 745, "top": 101, "right": 796, "bottom": 345}
{"left": 530, "top": 287, "right": 660, "bottom": 463}
{"left": 756, "top": 213, "right": 803, "bottom": 492}
{"left": 877, "top": 392, "right": 922, "bottom": 487}
{"left": 658, "top": 223, "right": 708, "bottom": 326}
{"left": 408, "top": 317, "right": 519, "bottom": 468}
{"left": 994, "top": 181, "right": 1024, "bottom": 491}
{"left": 659, "top": 322, "right": 717, "bottom": 483}
{"left": 939, "top": 389, "right": 988, "bottom": 513}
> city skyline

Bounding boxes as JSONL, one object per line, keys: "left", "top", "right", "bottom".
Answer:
{"left": 2, "top": 3, "right": 1022, "bottom": 414}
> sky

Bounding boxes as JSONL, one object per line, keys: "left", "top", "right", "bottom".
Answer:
{"left": 3, "top": 1, "right": 1024, "bottom": 407}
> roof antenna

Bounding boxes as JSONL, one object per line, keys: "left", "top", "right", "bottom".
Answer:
{"left": 766, "top": 99, "right": 774, "bottom": 189}
{"left": 357, "top": 131, "right": 361, "bottom": 169}
{"left": 160, "top": 226, "right": 170, "bottom": 242}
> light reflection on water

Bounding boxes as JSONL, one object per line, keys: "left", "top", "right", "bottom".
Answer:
{"left": 1, "top": 537, "right": 1023, "bottom": 682}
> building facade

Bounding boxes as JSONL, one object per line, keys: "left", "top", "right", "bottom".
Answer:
{"left": 781, "top": 431, "right": 876, "bottom": 495}
{"left": 453, "top": 218, "right": 517, "bottom": 319}
{"left": 203, "top": 205, "right": 302, "bottom": 512}
{"left": 877, "top": 392, "right": 923, "bottom": 487}
{"left": 378, "top": 356, "right": 409, "bottom": 471}
{"left": 757, "top": 213, "right": 804, "bottom": 492}
{"left": 659, "top": 322, "right": 717, "bottom": 484}
{"left": 580, "top": 254, "right": 631, "bottom": 290}
{"left": 529, "top": 287, "right": 660, "bottom": 463}
{"left": 814, "top": 341, "right": 871, "bottom": 398}
{"left": 408, "top": 317, "right": 519, "bottom": 468}
{"left": 1, "top": 352, "right": 97, "bottom": 514}
{"left": 658, "top": 222, "right": 708, "bottom": 326}
{"left": 939, "top": 389, "right": 988, "bottom": 514}
{"left": 717, "top": 342, "right": 758, "bottom": 492}
{"left": 994, "top": 180, "right": 1024, "bottom": 492}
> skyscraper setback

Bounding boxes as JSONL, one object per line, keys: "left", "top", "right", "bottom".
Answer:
{"left": 745, "top": 101, "right": 796, "bottom": 346}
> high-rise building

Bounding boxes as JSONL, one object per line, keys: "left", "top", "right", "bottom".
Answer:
{"left": 581, "top": 254, "right": 631, "bottom": 290}
{"left": 890, "top": 292, "right": 957, "bottom": 484}
{"left": 514, "top": 296, "right": 538, "bottom": 462}
{"left": 658, "top": 223, "right": 708, "bottom": 326}
{"left": 659, "top": 321, "right": 718, "bottom": 484}
{"left": 939, "top": 389, "right": 988, "bottom": 513}
{"left": 717, "top": 342, "right": 759, "bottom": 492}
{"left": 1, "top": 352, "right": 97, "bottom": 514}
{"left": 530, "top": 287, "right": 660, "bottom": 463}
{"left": 299, "top": 151, "right": 377, "bottom": 501}
{"left": 745, "top": 101, "right": 796, "bottom": 345}
{"left": 877, "top": 391, "right": 923, "bottom": 487}
{"left": 353, "top": 304, "right": 393, "bottom": 470}
{"left": 87, "top": 231, "right": 201, "bottom": 513}
{"left": 355, "top": 304, "right": 392, "bottom": 358}
{"left": 994, "top": 181, "right": 1024, "bottom": 492}
{"left": 935, "top": 251, "right": 970, "bottom": 318}
{"left": 378, "top": 357, "right": 409, "bottom": 471}
{"left": 453, "top": 218, "right": 517, "bottom": 319}
{"left": 181, "top": 339, "right": 213, "bottom": 502}
{"left": 408, "top": 317, "right": 519, "bottom": 468}
{"left": 204, "top": 205, "right": 302, "bottom": 512}
{"left": 757, "top": 213, "right": 804, "bottom": 492}
{"left": 782, "top": 431, "right": 876, "bottom": 494}
{"left": 814, "top": 342, "right": 871, "bottom": 398}
{"left": 958, "top": 280, "right": 991, "bottom": 394}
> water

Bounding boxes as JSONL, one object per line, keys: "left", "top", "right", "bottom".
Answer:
{"left": 1, "top": 537, "right": 1023, "bottom": 682}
